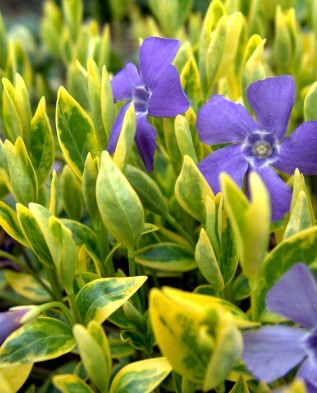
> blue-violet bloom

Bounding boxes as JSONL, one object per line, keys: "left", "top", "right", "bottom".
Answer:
{"left": 108, "top": 36, "right": 190, "bottom": 171}
{"left": 243, "top": 263, "right": 317, "bottom": 392}
{"left": 0, "top": 308, "right": 31, "bottom": 344}
{"left": 196, "top": 76, "right": 317, "bottom": 221}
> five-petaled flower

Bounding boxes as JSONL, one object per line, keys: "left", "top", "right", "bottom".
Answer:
{"left": 108, "top": 36, "right": 190, "bottom": 171}
{"left": 0, "top": 308, "right": 31, "bottom": 344}
{"left": 196, "top": 76, "right": 317, "bottom": 221}
{"left": 243, "top": 263, "right": 317, "bottom": 392}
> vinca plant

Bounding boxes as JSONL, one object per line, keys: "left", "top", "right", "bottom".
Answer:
{"left": 1, "top": 0, "right": 317, "bottom": 392}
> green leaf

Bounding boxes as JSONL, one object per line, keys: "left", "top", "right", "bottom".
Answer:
{"left": 284, "top": 191, "right": 312, "bottom": 239}
{"left": 82, "top": 154, "right": 101, "bottom": 227}
{"left": 53, "top": 374, "right": 94, "bottom": 393}
{"left": 100, "top": 66, "right": 113, "bottom": 141}
{"left": 17, "top": 204, "right": 55, "bottom": 269}
{"left": 13, "top": 74, "right": 32, "bottom": 147}
{"left": 220, "top": 172, "right": 270, "bottom": 281}
{"left": 2, "top": 78, "right": 23, "bottom": 142}
{"left": 136, "top": 243, "right": 196, "bottom": 272}
{"left": 124, "top": 165, "right": 168, "bottom": 216}
{"left": 174, "top": 115, "right": 198, "bottom": 164}
{"left": 96, "top": 151, "right": 144, "bottom": 248}
{"left": 62, "top": 0, "right": 83, "bottom": 40}
{"left": 0, "top": 201, "right": 28, "bottom": 247}
{"left": 113, "top": 103, "right": 136, "bottom": 171}
{"left": 29, "top": 97, "right": 54, "bottom": 186}
{"left": 61, "top": 164, "right": 83, "bottom": 220}
{"left": 56, "top": 86, "right": 99, "bottom": 179}
{"left": 257, "top": 226, "right": 317, "bottom": 315}
{"left": 3, "top": 137, "right": 38, "bottom": 205}
{"left": 228, "top": 376, "right": 250, "bottom": 393}
{"left": 0, "top": 317, "right": 75, "bottom": 366}
{"left": 195, "top": 229, "right": 224, "bottom": 292}
{"left": 73, "top": 322, "right": 111, "bottom": 392}
{"left": 110, "top": 357, "right": 172, "bottom": 393}
{"left": 304, "top": 80, "right": 317, "bottom": 121}
{"left": 40, "top": 1, "right": 63, "bottom": 55}
{"left": 75, "top": 276, "right": 147, "bottom": 325}
{"left": 175, "top": 155, "right": 214, "bottom": 222}
{"left": 180, "top": 57, "right": 201, "bottom": 105}
{"left": 4, "top": 271, "right": 51, "bottom": 302}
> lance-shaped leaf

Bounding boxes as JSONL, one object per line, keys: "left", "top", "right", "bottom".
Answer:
{"left": 13, "top": 74, "right": 32, "bottom": 146}
{"left": 4, "top": 271, "right": 51, "bottom": 302}
{"left": 0, "top": 317, "right": 75, "bottom": 366}
{"left": 0, "top": 201, "right": 28, "bottom": 247}
{"left": 96, "top": 151, "right": 144, "bottom": 248}
{"left": 2, "top": 78, "right": 23, "bottom": 142}
{"left": 284, "top": 191, "right": 312, "bottom": 239}
{"left": 180, "top": 57, "right": 201, "bottom": 106}
{"left": 110, "top": 357, "right": 172, "bottom": 393}
{"left": 195, "top": 228, "right": 224, "bottom": 292}
{"left": 175, "top": 115, "right": 198, "bottom": 164}
{"left": 73, "top": 321, "right": 112, "bottom": 392}
{"left": 124, "top": 165, "right": 168, "bottom": 216}
{"left": 61, "top": 164, "right": 83, "bottom": 220}
{"left": 75, "top": 276, "right": 147, "bottom": 325}
{"left": 62, "top": 0, "right": 83, "bottom": 41}
{"left": 40, "top": 1, "right": 63, "bottom": 55}
{"left": 56, "top": 86, "right": 99, "bottom": 179}
{"left": 113, "top": 103, "right": 136, "bottom": 171}
{"left": 175, "top": 155, "right": 214, "bottom": 222}
{"left": 17, "top": 204, "right": 55, "bottom": 269}
{"left": 136, "top": 243, "right": 196, "bottom": 272}
{"left": 100, "top": 65, "right": 113, "bottom": 141}
{"left": 82, "top": 154, "right": 101, "bottom": 227}
{"left": 229, "top": 376, "right": 250, "bottom": 393}
{"left": 3, "top": 138, "right": 38, "bottom": 205}
{"left": 220, "top": 172, "right": 270, "bottom": 281}
{"left": 29, "top": 97, "right": 54, "bottom": 186}
{"left": 304, "top": 80, "right": 317, "bottom": 121}
{"left": 53, "top": 374, "right": 94, "bottom": 393}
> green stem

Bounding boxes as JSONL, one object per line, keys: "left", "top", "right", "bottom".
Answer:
{"left": 67, "top": 292, "right": 81, "bottom": 324}
{"left": 0, "top": 250, "right": 55, "bottom": 299}
{"left": 22, "top": 301, "right": 75, "bottom": 326}
{"left": 250, "top": 279, "right": 259, "bottom": 322}
{"left": 166, "top": 213, "right": 196, "bottom": 249}
{"left": 43, "top": 266, "right": 63, "bottom": 302}
{"left": 128, "top": 247, "right": 136, "bottom": 276}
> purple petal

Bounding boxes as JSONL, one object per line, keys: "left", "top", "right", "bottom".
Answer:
{"left": 242, "top": 326, "right": 307, "bottom": 383}
{"left": 148, "top": 65, "right": 189, "bottom": 117}
{"left": 196, "top": 95, "right": 258, "bottom": 145}
{"left": 0, "top": 309, "right": 29, "bottom": 344}
{"left": 273, "top": 121, "right": 317, "bottom": 175}
{"left": 247, "top": 76, "right": 295, "bottom": 141}
{"left": 297, "top": 358, "right": 317, "bottom": 392}
{"left": 135, "top": 116, "right": 157, "bottom": 171}
{"left": 198, "top": 144, "right": 248, "bottom": 194}
{"left": 255, "top": 165, "right": 292, "bottom": 221}
{"left": 139, "top": 37, "right": 180, "bottom": 89}
{"left": 111, "top": 63, "right": 140, "bottom": 102}
{"left": 266, "top": 263, "right": 317, "bottom": 328}
{"left": 107, "top": 103, "right": 130, "bottom": 153}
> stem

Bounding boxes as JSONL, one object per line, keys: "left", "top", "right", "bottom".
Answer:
{"left": 67, "top": 292, "right": 81, "bottom": 324}
{"left": 22, "top": 301, "right": 75, "bottom": 326}
{"left": 0, "top": 250, "right": 55, "bottom": 299}
{"left": 166, "top": 213, "right": 196, "bottom": 249}
{"left": 43, "top": 266, "right": 63, "bottom": 302}
{"left": 250, "top": 279, "right": 259, "bottom": 322}
{"left": 128, "top": 247, "right": 136, "bottom": 276}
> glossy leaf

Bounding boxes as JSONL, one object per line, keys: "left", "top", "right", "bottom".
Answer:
{"left": 2, "top": 78, "right": 23, "bottom": 142}
{"left": 110, "top": 357, "right": 172, "bottom": 393}
{"left": 195, "top": 228, "right": 224, "bottom": 292}
{"left": 0, "top": 201, "right": 28, "bottom": 247}
{"left": 174, "top": 115, "right": 198, "bottom": 164}
{"left": 136, "top": 243, "right": 196, "bottom": 272}
{"left": 113, "top": 103, "right": 136, "bottom": 171}
{"left": 0, "top": 364, "right": 33, "bottom": 393}
{"left": 61, "top": 164, "right": 83, "bottom": 220}
{"left": 124, "top": 165, "right": 168, "bottom": 216}
{"left": 75, "top": 276, "right": 147, "bottom": 325}
{"left": 96, "top": 151, "right": 144, "bottom": 248}
{"left": 284, "top": 191, "right": 312, "bottom": 239}
{"left": 29, "top": 97, "right": 54, "bottom": 186}
{"left": 180, "top": 57, "right": 201, "bottom": 105}
{"left": 53, "top": 374, "right": 94, "bottom": 393}
{"left": 56, "top": 86, "right": 99, "bottom": 179}
{"left": 175, "top": 155, "right": 214, "bottom": 222}
{"left": 220, "top": 172, "right": 270, "bottom": 281}
{"left": 0, "top": 317, "right": 75, "bottom": 366}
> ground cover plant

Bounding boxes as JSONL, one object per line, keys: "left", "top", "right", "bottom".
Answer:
{"left": 0, "top": 0, "right": 317, "bottom": 392}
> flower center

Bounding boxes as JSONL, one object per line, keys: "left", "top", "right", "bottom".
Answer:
{"left": 132, "top": 85, "right": 151, "bottom": 115}
{"left": 241, "top": 131, "right": 279, "bottom": 167}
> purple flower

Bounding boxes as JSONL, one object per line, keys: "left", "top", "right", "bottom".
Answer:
{"left": 0, "top": 308, "right": 31, "bottom": 344}
{"left": 108, "top": 36, "right": 190, "bottom": 171}
{"left": 196, "top": 76, "right": 317, "bottom": 221}
{"left": 242, "top": 263, "right": 317, "bottom": 392}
